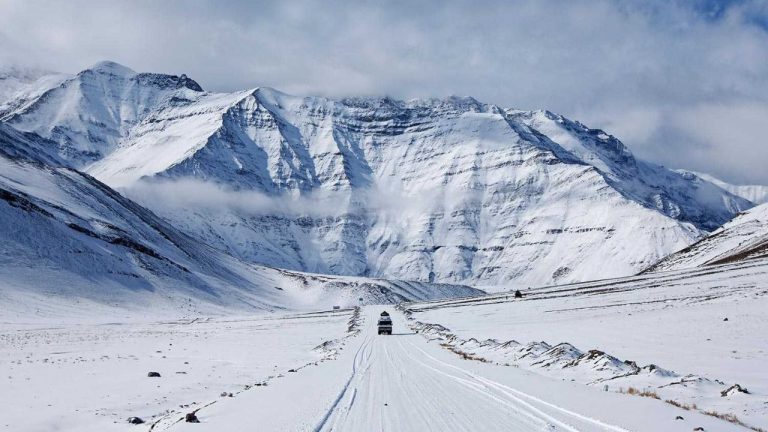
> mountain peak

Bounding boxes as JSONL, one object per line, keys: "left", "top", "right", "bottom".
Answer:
{"left": 87, "top": 60, "right": 137, "bottom": 76}
{"left": 83, "top": 61, "right": 204, "bottom": 92}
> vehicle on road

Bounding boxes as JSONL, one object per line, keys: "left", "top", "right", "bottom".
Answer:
{"left": 377, "top": 311, "right": 393, "bottom": 335}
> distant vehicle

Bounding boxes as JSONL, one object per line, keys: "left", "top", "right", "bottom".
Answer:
{"left": 378, "top": 311, "right": 393, "bottom": 335}
{"left": 333, "top": 305, "right": 341, "bottom": 310}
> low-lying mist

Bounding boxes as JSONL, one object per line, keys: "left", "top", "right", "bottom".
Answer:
{"left": 122, "top": 177, "right": 468, "bottom": 220}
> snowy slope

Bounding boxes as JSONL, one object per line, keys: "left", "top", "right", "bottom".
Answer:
{"left": 1, "top": 62, "right": 753, "bottom": 288}
{"left": 644, "top": 202, "right": 768, "bottom": 272}
{"left": 0, "top": 123, "right": 481, "bottom": 318}
{"left": 518, "top": 111, "right": 748, "bottom": 230}
{"left": 679, "top": 170, "right": 768, "bottom": 205}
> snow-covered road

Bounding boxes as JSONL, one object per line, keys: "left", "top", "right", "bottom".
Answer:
{"left": 170, "top": 308, "right": 745, "bottom": 432}
{"left": 316, "top": 316, "right": 626, "bottom": 431}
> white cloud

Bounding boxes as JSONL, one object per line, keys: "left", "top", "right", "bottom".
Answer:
{"left": 1, "top": 0, "right": 767, "bottom": 183}
{"left": 124, "top": 178, "right": 448, "bottom": 220}
{"left": 668, "top": 102, "right": 768, "bottom": 184}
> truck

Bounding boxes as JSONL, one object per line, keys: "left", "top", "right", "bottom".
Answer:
{"left": 377, "top": 311, "right": 393, "bottom": 335}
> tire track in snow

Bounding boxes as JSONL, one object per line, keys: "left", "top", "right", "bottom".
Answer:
{"left": 394, "top": 337, "right": 568, "bottom": 431}
{"left": 313, "top": 334, "right": 373, "bottom": 432}
{"left": 406, "top": 340, "right": 631, "bottom": 432}
{"left": 313, "top": 308, "right": 633, "bottom": 432}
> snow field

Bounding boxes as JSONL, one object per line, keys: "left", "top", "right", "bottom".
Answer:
{"left": 0, "top": 310, "right": 354, "bottom": 432}
{"left": 405, "top": 259, "right": 768, "bottom": 429}
{"left": 166, "top": 308, "right": 747, "bottom": 432}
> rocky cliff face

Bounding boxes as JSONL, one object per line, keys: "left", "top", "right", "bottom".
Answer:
{"left": 1, "top": 62, "right": 753, "bottom": 287}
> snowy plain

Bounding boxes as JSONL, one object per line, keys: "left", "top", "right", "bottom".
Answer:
{"left": 1, "top": 309, "right": 356, "bottom": 431}
{"left": 3, "top": 281, "right": 765, "bottom": 432}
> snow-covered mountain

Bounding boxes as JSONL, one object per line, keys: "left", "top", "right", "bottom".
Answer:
{"left": 0, "top": 66, "right": 68, "bottom": 107}
{"left": 0, "top": 122, "right": 480, "bottom": 315}
{"left": 644, "top": 202, "right": 768, "bottom": 272}
{"left": 0, "top": 61, "right": 203, "bottom": 166}
{"left": 678, "top": 170, "right": 768, "bottom": 205}
{"left": 0, "top": 62, "right": 753, "bottom": 288}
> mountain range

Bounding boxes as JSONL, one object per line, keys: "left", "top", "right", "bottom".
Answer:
{"left": 0, "top": 61, "right": 763, "bottom": 295}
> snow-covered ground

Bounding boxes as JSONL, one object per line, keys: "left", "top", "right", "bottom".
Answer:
{"left": 1, "top": 60, "right": 765, "bottom": 432}
{"left": 157, "top": 308, "right": 746, "bottom": 431}
{"left": 2, "top": 303, "right": 760, "bottom": 431}
{"left": 405, "top": 258, "right": 768, "bottom": 430}
{"left": 0, "top": 309, "right": 357, "bottom": 431}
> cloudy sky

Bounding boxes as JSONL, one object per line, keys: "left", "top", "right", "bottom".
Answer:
{"left": 1, "top": 0, "right": 767, "bottom": 184}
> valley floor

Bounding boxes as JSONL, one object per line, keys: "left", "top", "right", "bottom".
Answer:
{"left": 3, "top": 305, "right": 758, "bottom": 431}
{"left": 0, "top": 310, "right": 353, "bottom": 432}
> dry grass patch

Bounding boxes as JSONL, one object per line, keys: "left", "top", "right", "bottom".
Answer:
{"left": 702, "top": 410, "right": 767, "bottom": 432}
{"left": 621, "top": 386, "right": 660, "bottom": 399}
{"left": 664, "top": 399, "right": 696, "bottom": 410}
{"left": 440, "top": 343, "right": 488, "bottom": 362}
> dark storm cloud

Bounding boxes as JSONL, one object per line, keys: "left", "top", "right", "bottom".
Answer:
{"left": 1, "top": 0, "right": 767, "bottom": 184}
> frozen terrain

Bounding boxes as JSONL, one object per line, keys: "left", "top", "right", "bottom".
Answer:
{"left": 0, "top": 309, "right": 357, "bottom": 431}
{"left": 4, "top": 305, "right": 754, "bottom": 432}
{"left": 0, "top": 66, "right": 67, "bottom": 106}
{"left": 404, "top": 258, "right": 768, "bottom": 430}
{"left": 0, "top": 61, "right": 754, "bottom": 288}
